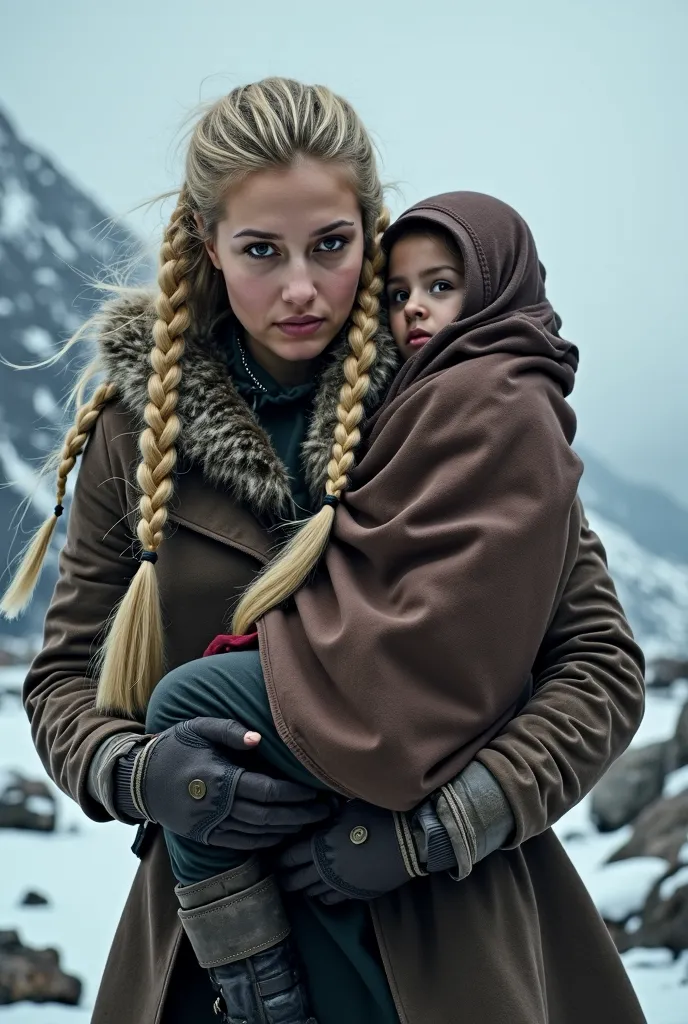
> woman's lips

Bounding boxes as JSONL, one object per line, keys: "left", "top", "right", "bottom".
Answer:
{"left": 276, "top": 317, "right": 325, "bottom": 338}
{"left": 406, "top": 329, "right": 432, "bottom": 347}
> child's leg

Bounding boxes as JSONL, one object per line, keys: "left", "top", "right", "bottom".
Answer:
{"left": 146, "top": 650, "right": 327, "bottom": 884}
{"left": 146, "top": 650, "right": 319, "bottom": 1024}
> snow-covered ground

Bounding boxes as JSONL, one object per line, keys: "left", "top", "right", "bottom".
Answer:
{"left": 1, "top": 666, "right": 687, "bottom": 1022}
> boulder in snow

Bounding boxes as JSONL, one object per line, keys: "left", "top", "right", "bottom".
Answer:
{"left": 671, "top": 702, "right": 688, "bottom": 769}
{"left": 591, "top": 742, "right": 669, "bottom": 832}
{"left": 608, "top": 789, "right": 688, "bottom": 868}
{"left": 19, "top": 891, "right": 50, "bottom": 907}
{"left": 649, "top": 658, "right": 688, "bottom": 689}
{"left": 629, "top": 865, "right": 688, "bottom": 955}
{"left": 0, "top": 929, "right": 81, "bottom": 1005}
{"left": 0, "top": 771, "right": 56, "bottom": 832}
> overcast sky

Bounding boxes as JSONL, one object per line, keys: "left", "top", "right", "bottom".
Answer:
{"left": 1, "top": 0, "right": 687, "bottom": 503}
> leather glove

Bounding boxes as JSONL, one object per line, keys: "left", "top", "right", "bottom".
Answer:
{"left": 278, "top": 799, "right": 428, "bottom": 904}
{"left": 278, "top": 762, "right": 513, "bottom": 903}
{"left": 117, "top": 717, "right": 329, "bottom": 849}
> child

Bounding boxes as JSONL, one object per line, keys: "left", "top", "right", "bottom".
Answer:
{"left": 385, "top": 219, "right": 466, "bottom": 360}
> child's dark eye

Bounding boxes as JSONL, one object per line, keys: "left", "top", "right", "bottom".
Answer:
{"left": 430, "top": 280, "right": 453, "bottom": 294}
{"left": 245, "top": 242, "right": 277, "bottom": 259}
{"left": 314, "top": 236, "right": 348, "bottom": 254}
{"left": 389, "top": 288, "right": 409, "bottom": 304}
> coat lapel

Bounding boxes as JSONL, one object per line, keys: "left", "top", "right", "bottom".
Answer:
{"left": 169, "top": 464, "right": 274, "bottom": 563}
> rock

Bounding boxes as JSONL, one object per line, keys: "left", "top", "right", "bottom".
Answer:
{"left": 591, "top": 742, "right": 669, "bottom": 832}
{"left": 648, "top": 657, "right": 688, "bottom": 688}
{"left": 607, "top": 789, "right": 688, "bottom": 867}
{"left": 0, "top": 772, "right": 56, "bottom": 832}
{"left": 672, "top": 702, "right": 688, "bottom": 769}
{"left": 628, "top": 865, "right": 688, "bottom": 954}
{"left": 0, "top": 929, "right": 81, "bottom": 1005}
{"left": 20, "top": 891, "right": 50, "bottom": 907}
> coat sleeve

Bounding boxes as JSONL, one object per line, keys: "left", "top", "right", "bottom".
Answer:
{"left": 467, "top": 508, "right": 645, "bottom": 847}
{"left": 22, "top": 402, "right": 145, "bottom": 823}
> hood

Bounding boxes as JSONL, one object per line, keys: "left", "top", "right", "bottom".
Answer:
{"left": 381, "top": 191, "right": 578, "bottom": 403}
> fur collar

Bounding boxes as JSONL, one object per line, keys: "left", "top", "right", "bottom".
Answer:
{"left": 94, "top": 291, "right": 400, "bottom": 519}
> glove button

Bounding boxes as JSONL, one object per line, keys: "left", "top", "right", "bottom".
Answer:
{"left": 350, "top": 825, "right": 368, "bottom": 845}
{"left": 188, "top": 779, "right": 207, "bottom": 800}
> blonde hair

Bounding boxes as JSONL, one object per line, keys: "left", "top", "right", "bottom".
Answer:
{"left": 1, "top": 77, "right": 388, "bottom": 717}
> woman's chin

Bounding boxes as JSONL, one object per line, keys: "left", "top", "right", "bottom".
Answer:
{"left": 265, "top": 333, "right": 335, "bottom": 363}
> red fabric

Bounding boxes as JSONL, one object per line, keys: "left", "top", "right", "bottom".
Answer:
{"left": 203, "top": 632, "right": 259, "bottom": 657}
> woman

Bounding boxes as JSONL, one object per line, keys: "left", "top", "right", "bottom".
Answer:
{"left": 4, "top": 79, "right": 644, "bottom": 1023}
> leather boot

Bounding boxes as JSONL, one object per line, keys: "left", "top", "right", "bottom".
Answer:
{"left": 176, "top": 858, "right": 317, "bottom": 1024}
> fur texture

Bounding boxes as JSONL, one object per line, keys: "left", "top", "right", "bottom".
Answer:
{"left": 94, "top": 291, "right": 400, "bottom": 519}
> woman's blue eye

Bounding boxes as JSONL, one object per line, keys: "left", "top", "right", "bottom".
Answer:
{"left": 246, "top": 242, "right": 276, "bottom": 259}
{"left": 315, "top": 236, "right": 347, "bottom": 253}
{"left": 430, "top": 280, "right": 453, "bottom": 294}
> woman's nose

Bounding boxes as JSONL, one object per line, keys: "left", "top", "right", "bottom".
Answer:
{"left": 282, "top": 265, "right": 317, "bottom": 306}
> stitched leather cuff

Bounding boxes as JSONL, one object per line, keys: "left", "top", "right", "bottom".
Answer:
{"left": 175, "top": 858, "right": 262, "bottom": 910}
{"left": 178, "top": 874, "right": 290, "bottom": 968}
{"left": 435, "top": 761, "right": 514, "bottom": 880}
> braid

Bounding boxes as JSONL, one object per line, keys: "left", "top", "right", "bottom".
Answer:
{"left": 0, "top": 381, "right": 117, "bottom": 619}
{"left": 96, "top": 196, "right": 192, "bottom": 716}
{"left": 326, "top": 214, "right": 388, "bottom": 498}
{"left": 232, "top": 208, "right": 390, "bottom": 635}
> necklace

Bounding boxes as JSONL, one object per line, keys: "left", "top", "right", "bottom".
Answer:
{"left": 236, "top": 335, "right": 268, "bottom": 394}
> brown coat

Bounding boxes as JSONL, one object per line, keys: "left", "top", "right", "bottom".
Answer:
{"left": 23, "top": 295, "right": 646, "bottom": 1023}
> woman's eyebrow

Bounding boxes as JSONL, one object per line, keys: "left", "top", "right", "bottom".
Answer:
{"left": 310, "top": 219, "right": 355, "bottom": 237}
{"left": 233, "top": 219, "right": 355, "bottom": 240}
{"left": 233, "top": 227, "right": 280, "bottom": 239}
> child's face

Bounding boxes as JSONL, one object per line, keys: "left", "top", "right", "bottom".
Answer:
{"left": 386, "top": 231, "right": 465, "bottom": 362}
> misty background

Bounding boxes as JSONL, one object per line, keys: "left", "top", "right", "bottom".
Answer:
{"left": 1, "top": 0, "right": 686, "bottom": 505}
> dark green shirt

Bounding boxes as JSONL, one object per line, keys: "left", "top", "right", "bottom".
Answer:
{"left": 227, "top": 335, "right": 317, "bottom": 516}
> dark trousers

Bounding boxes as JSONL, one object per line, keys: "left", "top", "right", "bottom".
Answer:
{"left": 146, "top": 651, "right": 399, "bottom": 1024}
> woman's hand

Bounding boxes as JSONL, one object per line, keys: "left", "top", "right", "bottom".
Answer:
{"left": 126, "top": 717, "right": 329, "bottom": 848}
{"left": 278, "top": 799, "right": 422, "bottom": 904}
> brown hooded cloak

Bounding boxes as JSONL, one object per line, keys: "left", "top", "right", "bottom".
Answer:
{"left": 259, "top": 192, "right": 584, "bottom": 811}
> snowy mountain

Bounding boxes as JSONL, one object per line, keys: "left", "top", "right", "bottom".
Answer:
{"left": 0, "top": 107, "right": 687, "bottom": 658}
{"left": 0, "top": 108, "right": 140, "bottom": 637}
{"left": 577, "top": 447, "right": 688, "bottom": 659}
